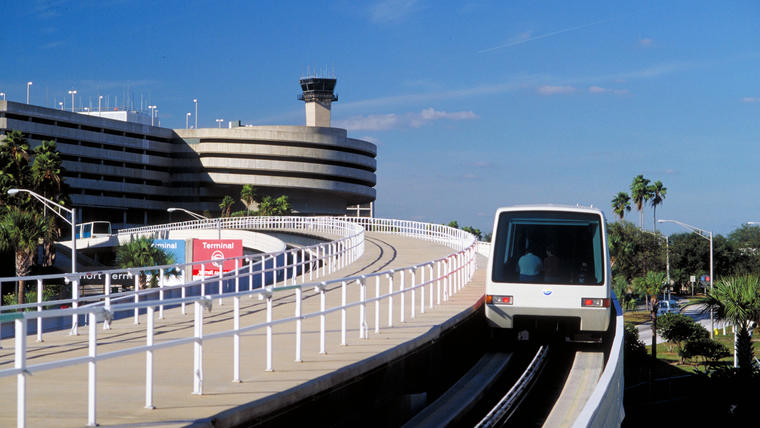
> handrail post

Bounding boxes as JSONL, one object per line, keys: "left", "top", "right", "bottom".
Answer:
{"left": 15, "top": 316, "right": 27, "bottom": 428}
{"left": 181, "top": 263, "right": 187, "bottom": 315}
{"left": 145, "top": 306, "right": 155, "bottom": 409}
{"left": 295, "top": 287, "right": 303, "bottom": 362}
{"left": 265, "top": 292, "right": 273, "bottom": 371}
{"left": 359, "top": 277, "right": 367, "bottom": 339}
{"left": 319, "top": 283, "right": 327, "bottom": 354}
{"left": 341, "top": 280, "right": 347, "bottom": 345}
{"left": 158, "top": 268, "right": 165, "bottom": 320}
{"left": 387, "top": 272, "right": 394, "bottom": 327}
{"left": 420, "top": 265, "right": 426, "bottom": 314}
{"left": 71, "top": 276, "right": 80, "bottom": 335}
{"left": 133, "top": 273, "right": 140, "bottom": 325}
{"left": 233, "top": 259, "right": 241, "bottom": 382}
{"left": 375, "top": 276, "right": 380, "bottom": 334}
{"left": 36, "top": 279, "right": 43, "bottom": 342}
{"left": 193, "top": 299, "right": 204, "bottom": 395}
{"left": 88, "top": 312, "right": 98, "bottom": 425}
{"left": 400, "top": 269, "right": 405, "bottom": 323}
{"left": 104, "top": 274, "right": 111, "bottom": 329}
{"left": 411, "top": 268, "right": 416, "bottom": 319}
{"left": 217, "top": 264, "right": 224, "bottom": 306}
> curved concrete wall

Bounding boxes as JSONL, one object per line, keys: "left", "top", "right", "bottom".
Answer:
{"left": 174, "top": 126, "right": 377, "bottom": 215}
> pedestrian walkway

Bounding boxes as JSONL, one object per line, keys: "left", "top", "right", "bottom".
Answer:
{"left": 0, "top": 233, "right": 486, "bottom": 428}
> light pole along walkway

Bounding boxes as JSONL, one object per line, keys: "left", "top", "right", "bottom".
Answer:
{"left": 0, "top": 233, "right": 485, "bottom": 428}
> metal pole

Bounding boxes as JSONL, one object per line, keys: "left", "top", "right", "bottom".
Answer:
{"left": 709, "top": 231, "right": 714, "bottom": 338}
{"left": 194, "top": 98, "right": 198, "bottom": 128}
{"left": 26, "top": 81, "right": 32, "bottom": 104}
{"left": 71, "top": 208, "right": 77, "bottom": 273}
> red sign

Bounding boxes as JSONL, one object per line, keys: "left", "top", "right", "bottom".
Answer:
{"left": 192, "top": 239, "right": 243, "bottom": 276}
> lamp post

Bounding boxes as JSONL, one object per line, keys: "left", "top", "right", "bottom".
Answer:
{"left": 193, "top": 98, "right": 198, "bottom": 129}
{"left": 0, "top": 92, "right": 5, "bottom": 100}
{"left": 658, "top": 219, "right": 714, "bottom": 337}
{"left": 167, "top": 207, "right": 220, "bottom": 239}
{"left": 186, "top": 112, "right": 191, "bottom": 129}
{"left": 26, "top": 82, "right": 32, "bottom": 104}
{"left": 58, "top": 101, "right": 64, "bottom": 110}
{"left": 68, "top": 90, "right": 77, "bottom": 112}
{"left": 8, "top": 188, "right": 77, "bottom": 274}
{"left": 216, "top": 118, "right": 223, "bottom": 128}
{"left": 98, "top": 95, "right": 103, "bottom": 116}
{"left": 148, "top": 105, "right": 157, "bottom": 126}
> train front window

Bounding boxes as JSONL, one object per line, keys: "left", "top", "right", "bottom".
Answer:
{"left": 491, "top": 211, "right": 605, "bottom": 285}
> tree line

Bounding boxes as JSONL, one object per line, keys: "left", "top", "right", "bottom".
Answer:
{"left": 0, "top": 131, "right": 69, "bottom": 304}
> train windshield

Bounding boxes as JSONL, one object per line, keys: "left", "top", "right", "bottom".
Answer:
{"left": 491, "top": 211, "right": 605, "bottom": 285}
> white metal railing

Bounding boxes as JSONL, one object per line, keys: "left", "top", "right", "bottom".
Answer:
{"left": 0, "top": 216, "right": 478, "bottom": 427}
{"left": 1, "top": 216, "right": 364, "bottom": 340}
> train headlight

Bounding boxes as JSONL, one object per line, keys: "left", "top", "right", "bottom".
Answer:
{"left": 486, "top": 295, "right": 513, "bottom": 305}
{"left": 581, "top": 297, "right": 610, "bottom": 308}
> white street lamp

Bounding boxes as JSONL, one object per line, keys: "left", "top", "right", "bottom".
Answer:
{"left": 0, "top": 92, "right": 6, "bottom": 100}
{"left": 186, "top": 112, "right": 191, "bottom": 129}
{"left": 68, "top": 90, "right": 77, "bottom": 112}
{"left": 58, "top": 101, "right": 64, "bottom": 110}
{"left": 98, "top": 95, "right": 103, "bottom": 116}
{"left": 148, "top": 105, "right": 157, "bottom": 126}
{"left": 193, "top": 98, "right": 198, "bottom": 129}
{"left": 216, "top": 118, "right": 223, "bottom": 128}
{"left": 26, "top": 81, "right": 33, "bottom": 104}
{"left": 658, "top": 219, "right": 714, "bottom": 337}
{"left": 8, "top": 188, "right": 77, "bottom": 274}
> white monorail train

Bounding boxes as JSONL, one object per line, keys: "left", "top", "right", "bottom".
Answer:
{"left": 485, "top": 205, "right": 611, "bottom": 340}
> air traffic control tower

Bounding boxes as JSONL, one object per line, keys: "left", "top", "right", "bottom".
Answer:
{"left": 298, "top": 77, "right": 338, "bottom": 127}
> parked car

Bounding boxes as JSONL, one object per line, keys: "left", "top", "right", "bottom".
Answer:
{"left": 657, "top": 299, "right": 680, "bottom": 316}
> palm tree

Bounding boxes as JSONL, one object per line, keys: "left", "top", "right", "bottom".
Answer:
{"left": 611, "top": 192, "right": 631, "bottom": 221}
{"left": 0, "top": 207, "right": 48, "bottom": 305}
{"left": 643, "top": 271, "right": 667, "bottom": 360}
{"left": 630, "top": 175, "right": 651, "bottom": 229}
{"left": 0, "top": 130, "right": 32, "bottom": 205}
{"left": 240, "top": 184, "right": 257, "bottom": 214}
{"left": 219, "top": 195, "right": 235, "bottom": 217}
{"left": 115, "top": 236, "right": 174, "bottom": 290}
{"left": 31, "top": 139, "right": 69, "bottom": 266}
{"left": 649, "top": 180, "right": 667, "bottom": 231}
{"left": 258, "top": 195, "right": 291, "bottom": 216}
{"left": 697, "top": 275, "right": 760, "bottom": 373}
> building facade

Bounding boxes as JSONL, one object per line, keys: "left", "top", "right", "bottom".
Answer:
{"left": 0, "top": 81, "right": 376, "bottom": 226}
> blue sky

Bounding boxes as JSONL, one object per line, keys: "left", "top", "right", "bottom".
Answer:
{"left": 2, "top": 0, "right": 759, "bottom": 236}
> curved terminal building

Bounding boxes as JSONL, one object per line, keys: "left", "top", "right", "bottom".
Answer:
{"left": 0, "top": 77, "right": 377, "bottom": 225}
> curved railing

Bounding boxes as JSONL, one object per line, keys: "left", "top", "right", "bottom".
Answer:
{"left": 0, "top": 216, "right": 478, "bottom": 427}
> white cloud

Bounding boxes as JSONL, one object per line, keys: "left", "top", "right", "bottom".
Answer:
{"left": 369, "top": 0, "right": 423, "bottom": 24}
{"left": 639, "top": 38, "right": 654, "bottom": 47}
{"left": 742, "top": 97, "right": 760, "bottom": 103}
{"left": 588, "top": 86, "right": 629, "bottom": 95}
{"left": 479, "top": 18, "right": 613, "bottom": 54}
{"left": 335, "top": 108, "right": 477, "bottom": 131}
{"left": 537, "top": 85, "right": 576, "bottom": 95}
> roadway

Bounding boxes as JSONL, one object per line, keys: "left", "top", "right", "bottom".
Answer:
{"left": 0, "top": 232, "right": 486, "bottom": 427}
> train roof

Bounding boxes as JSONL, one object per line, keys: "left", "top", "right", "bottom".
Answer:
{"left": 493, "top": 204, "right": 605, "bottom": 217}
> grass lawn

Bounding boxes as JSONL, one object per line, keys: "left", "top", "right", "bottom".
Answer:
{"left": 623, "top": 310, "right": 650, "bottom": 324}
{"left": 646, "top": 329, "right": 760, "bottom": 374}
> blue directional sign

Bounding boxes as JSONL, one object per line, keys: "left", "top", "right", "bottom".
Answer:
{"left": 153, "top": 239, "right": 186, "bottom": 264}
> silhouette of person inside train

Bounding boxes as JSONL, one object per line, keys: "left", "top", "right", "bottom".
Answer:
{"left": 543, "top": 244, "right": 562, "bottom": 283}
{"left": 517, "top": 244, "right": 543, "bottom": 282}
